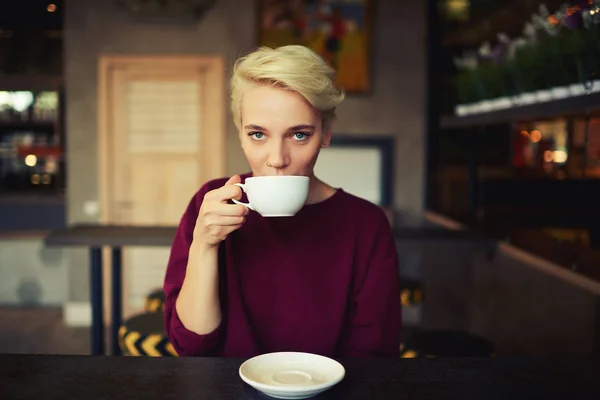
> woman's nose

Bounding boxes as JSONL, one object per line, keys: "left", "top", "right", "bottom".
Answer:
{"left": 267, "top": 143, "right": 290, "bottom": 169}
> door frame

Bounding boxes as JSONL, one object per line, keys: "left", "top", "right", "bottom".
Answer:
{"left": 97, "top": 54, "right": 226, "bottom": 224}
{"left": 96, "top": 55, "right": 227, "bottom": 321}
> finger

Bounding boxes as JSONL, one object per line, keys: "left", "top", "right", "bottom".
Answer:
{"left": 206, "top": 215, "right": 246, "bottom": 227}
{"left": 209, "top": 185, "right": 242, "bottom": 202}
{"left": 211, "top": 203, "right": 249, "bottom": 216}
{"left": 209, "top": 181, "right": 243, "bottom": 203}
{"left": 200, "top": 204, "right": 247, "bottom": 226}
{"left": 224, "top": 174, "right": 241, "bottom": 186}
{"left": 210, "top": 223, "right": 245, "bottom": 241}
{"left": 223, "top": 223, "right": 244, "bottom": 235}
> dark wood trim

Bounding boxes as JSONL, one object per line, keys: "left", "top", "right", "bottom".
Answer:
{"left": 425, "top": 0, "right": 440, "bottom": 210}
{"left": 45, "top": 225, "right": 177, "bottom": 247}
{"left": 0, "top": 230, "right": 51, "bottom": 239}
{"left": 594, "top": 296, "right": 600, "bottom": 357}
{"left": 0, "top": 75, "right": 62, "bottom": 91}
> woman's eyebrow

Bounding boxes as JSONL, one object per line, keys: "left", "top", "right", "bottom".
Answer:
{"left": 288, "top": 124, "right": 316, "bottom": 131}
{"left": 243, "top": 124, "right": 267, "bottom": 131}
{"left": 243, "top": 124, "right": 316, "bottom": 131}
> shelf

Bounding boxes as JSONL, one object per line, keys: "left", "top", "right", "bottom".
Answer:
{"left": 440, "top": 92, "right": 600, "bottom": 130}
{"left": 0, "top": 121, "right": 56, "bottom": 130}
{"left": 0, "top": 75, "right": 62, "bottom": 91}
{"left": 0, "top": 193, "right": 65, "bottom": 205}
{"left": 442, "top": 0, "right": 565, "bottom": 46}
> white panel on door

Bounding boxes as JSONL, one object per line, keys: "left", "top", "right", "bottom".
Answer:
{"left": 164, "top": 158, "right": 200, "bottom": 223}
{"left": 126, "top": 80, "right": 201, "bottom": 154}
{"left": 121, "top": 78, "right": 202, "bottom": 314}
{"left": 129, "top": 157, "right": 198, "bottom": 226}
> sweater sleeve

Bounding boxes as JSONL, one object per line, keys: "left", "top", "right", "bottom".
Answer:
{"left": 338, "top": 212, "right": 402, "bottom": 358}
{"left": 163, "top": 183, "right": 224, "bottom": 357}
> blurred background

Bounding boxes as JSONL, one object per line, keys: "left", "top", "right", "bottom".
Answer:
{"left": 0, "top": 0, "right": 599, "bottom": 358}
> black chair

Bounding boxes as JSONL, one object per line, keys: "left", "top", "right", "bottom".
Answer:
{"left": 400, "top": 329, "right": 495, "bottom": 358}
{"left": 398, "top": 278, "right": 495, "bottom": 358}
{"left": 144, "top": 288, "right": 165, "bottom": 313}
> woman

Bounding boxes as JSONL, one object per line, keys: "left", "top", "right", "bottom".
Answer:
{"left": 163, "top": 45, "right": 401, "bottom": 358}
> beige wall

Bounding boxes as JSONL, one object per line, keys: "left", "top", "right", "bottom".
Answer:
{"left": 64, "top": 0, "right": 427, "bottom": 303}
{"left": 0, "top": 237, "right": 67, "bottom": 305}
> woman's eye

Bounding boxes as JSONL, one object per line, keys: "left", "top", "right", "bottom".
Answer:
{"left": 249, "top": 132, "right": 265, "bottom": 140}
{"left": 292, "top": 132, "right": 310, "bottom": 141}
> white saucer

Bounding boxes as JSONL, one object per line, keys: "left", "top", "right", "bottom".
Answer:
{"left": 239, "top": 352, "right": 345, "bottom": 399}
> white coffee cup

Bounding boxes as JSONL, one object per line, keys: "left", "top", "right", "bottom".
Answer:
{"left": 232, "top": 176, "right": 310, "bottom": 217}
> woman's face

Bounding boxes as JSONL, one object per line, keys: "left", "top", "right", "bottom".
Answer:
{"left": 239, "top": 85, "right": 329, "bottom": 177}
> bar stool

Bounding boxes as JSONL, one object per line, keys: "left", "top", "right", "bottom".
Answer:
{"left": 118, "top": 312, "right": 178, "bottom": 357}
{"left": 400, "top": 278, "right": 424, "bottom": 307}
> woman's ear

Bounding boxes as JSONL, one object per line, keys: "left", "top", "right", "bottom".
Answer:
{"left": 321, "top": 122, "right": 332, "bottom": 148}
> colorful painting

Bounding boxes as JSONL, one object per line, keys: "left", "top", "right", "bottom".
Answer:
{"left": 258, "top": 0, "right": 372, "bottom": 93}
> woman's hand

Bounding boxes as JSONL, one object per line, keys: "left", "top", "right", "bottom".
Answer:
{"left": 193, "top": 175, "right": 249, "bottom": 249}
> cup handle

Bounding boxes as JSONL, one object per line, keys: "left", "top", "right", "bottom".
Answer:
{"left": 231, "top": 183, "right": 254, "bottom": 211}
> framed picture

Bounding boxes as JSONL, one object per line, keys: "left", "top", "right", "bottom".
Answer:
{"left": 314, "top": 135, "right": 394, "bottom": 207}
{"left": 257, "top": 0, "right": 373, "bottom": 93}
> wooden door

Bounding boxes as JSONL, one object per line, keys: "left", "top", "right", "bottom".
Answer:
{"left": 98, "top": 55, "right": 226, "bottom": 318}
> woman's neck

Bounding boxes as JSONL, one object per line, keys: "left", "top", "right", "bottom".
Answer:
{"left": 306, "top": 176, "right": 337, "bottom": 205}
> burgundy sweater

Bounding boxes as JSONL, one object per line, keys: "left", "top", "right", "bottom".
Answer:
{"left": 163, "top": 174, "right": 402, "bottom": 358}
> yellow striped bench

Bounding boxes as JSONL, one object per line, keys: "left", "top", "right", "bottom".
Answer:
{"left": 144, "top": 289, "right": 165, "bottom": 313}
{"left": 119, "top": 312, "right": 178, "bottom": 357}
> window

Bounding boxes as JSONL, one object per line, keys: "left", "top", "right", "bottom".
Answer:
{"left": 0, "top": 90, "right": 64, "bottom": 196}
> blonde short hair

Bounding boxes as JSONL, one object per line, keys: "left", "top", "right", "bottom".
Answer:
{"left": 230, "top": 45, "right": 345, "bottom": 130}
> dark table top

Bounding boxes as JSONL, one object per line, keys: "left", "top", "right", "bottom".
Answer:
{"left": 1, "top": 354, "right": 599, "bottom": 399}
{"left": 43, "top": 219, "right": 491, "bottom": 248}
{"left": 44, "top": 224, "right": 178, "bottom": 247}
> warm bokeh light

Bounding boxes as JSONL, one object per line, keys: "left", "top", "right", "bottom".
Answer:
{"left": 47, "top": 4, "right": 57, "bottom": 13}
{"left": 552, "top": 150, "right": 568, "bottom": 163}
{"left": 24, "top": 154, "right": 37, "bottom": 167}
{"left": 530, "top": 130, "right": 542, "bottom": 143}
{"left": 547, "top": 15, "right": 560, "bottom": 25}
{"left": 543, "top": 150, "right": 553, "bottom": 163}
{"left": 520, "top": 130, "right": 529, "bottom": 137}
{"left": 442, "top": 0, "right": 470, "bottom": 20}
{"left": 45, "top": 156, "right": 58, "bottom": 173}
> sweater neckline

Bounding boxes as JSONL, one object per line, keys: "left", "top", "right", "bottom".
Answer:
{"left": 303, "top": 187, "right": 344, "bottom": 209}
